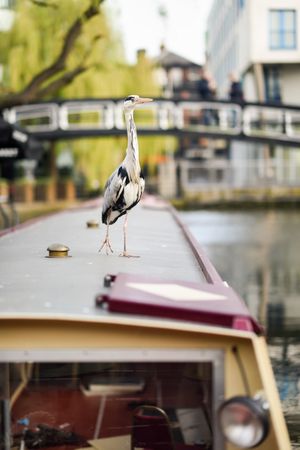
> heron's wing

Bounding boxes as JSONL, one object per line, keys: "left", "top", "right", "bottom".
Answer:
{"left": 102, "top": 167, "right": 127, "bottom": 223}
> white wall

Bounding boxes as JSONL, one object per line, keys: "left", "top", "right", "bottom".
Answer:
{"left": 243, "top": 70, "right": 258, "bottom": 102}
{"left": 206, "top": 0, "right": 300, "bottom": 100}
{"left": 280, "top": 64, "right": 300, "bottom": 105}
{"left": 249, "top": 0, "right": 300, "bottom": 64}
{"left": 206, "top": 0, "right": 240, "bottom": 98}
{"left": 237, "top": 3, "right": 251, "bottom": 75}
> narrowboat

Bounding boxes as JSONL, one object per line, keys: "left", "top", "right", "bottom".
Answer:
{"left": 0, "top": 197, "right": 291, "bottom": 450}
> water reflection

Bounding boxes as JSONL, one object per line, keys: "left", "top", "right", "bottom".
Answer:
{"left": 182, "top": 209, "right": 300, "bottom": 449}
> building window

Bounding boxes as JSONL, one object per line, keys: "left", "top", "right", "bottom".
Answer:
{"left": 269, "top": 10, "right": 297, "bottom": 49}
{"left": 263, "top": 66, "right": 281, "bottom": 103}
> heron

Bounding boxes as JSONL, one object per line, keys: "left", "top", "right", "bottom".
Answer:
{"left": 99, "top": 95, "right": 153, "bottom": 257}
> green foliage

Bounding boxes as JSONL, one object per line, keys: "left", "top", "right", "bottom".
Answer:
{"left": 0, "top": 0, "right": 174, "bottom": 190}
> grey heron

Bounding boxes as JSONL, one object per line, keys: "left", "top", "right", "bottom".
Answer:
{"left": 99, "top": 95, "right": 153, "bottom": 257}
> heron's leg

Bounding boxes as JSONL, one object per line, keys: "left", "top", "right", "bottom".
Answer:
{"left": 119, "top": 212, "right": 140, "bottom": 258}
{"left": 123, "top": 212, "right": 128, "bottom": 254}
{"left": 99, "top": 213, "right": 113, "bottom": 254}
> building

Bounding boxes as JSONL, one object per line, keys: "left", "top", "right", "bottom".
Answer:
{"left": 206, "top": 0, "right": 300, "bottom": 104}
{"left": 205, "top": 0, "right": 300, "bottom": 190}
{"left": 155, "top": 47, "right": 229, "bottom": 198}
{"left": 155, "top": 45, "right": 202, "bottom": 99}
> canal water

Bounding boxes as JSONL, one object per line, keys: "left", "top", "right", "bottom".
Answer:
{"left": 181, "top": 209, "right": 300, "bottom": 449}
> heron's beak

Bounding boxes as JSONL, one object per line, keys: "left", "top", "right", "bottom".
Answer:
{"left": 136, "top": 97, "right": 153, "bottom": 104}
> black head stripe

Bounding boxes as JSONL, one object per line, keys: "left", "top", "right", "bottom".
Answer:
{"left": 125, "top": 96, "right": 135, "bottom": 102}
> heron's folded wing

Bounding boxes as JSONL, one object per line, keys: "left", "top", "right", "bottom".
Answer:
{"left": 102, "top": 169, "right": 126, "bottom": 209}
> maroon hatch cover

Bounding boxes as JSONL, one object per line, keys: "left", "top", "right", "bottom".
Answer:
{"left": 99, "top": 273, "right": 263, "bottom": 335}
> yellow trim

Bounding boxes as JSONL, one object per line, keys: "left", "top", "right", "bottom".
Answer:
{"left": 0, "top": 318, "right": 291, "bottom": 449}
{"left": 0, "top": 313, "right": 257, "bottom": 340}
{"left": 252, "top": 337, "right": 292, "bottom": 450}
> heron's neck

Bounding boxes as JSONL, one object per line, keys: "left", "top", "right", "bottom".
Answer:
{"left": 125, "top": 110, "right": 140, "bottom": 168}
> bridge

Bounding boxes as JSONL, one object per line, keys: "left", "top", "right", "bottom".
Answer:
{"left": 3, "top": 98, "right": 300, "bottom": 147}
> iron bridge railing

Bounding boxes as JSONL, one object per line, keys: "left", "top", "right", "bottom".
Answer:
{"left": 3, "top": 98, "right": 300, "bottom": 147}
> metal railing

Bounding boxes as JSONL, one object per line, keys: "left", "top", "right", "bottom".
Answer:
{"left": 4, "top": 98, "right": 300, "bottom": 146}
{"left": 179, "top": 159, "right": 300, "bottom": 190}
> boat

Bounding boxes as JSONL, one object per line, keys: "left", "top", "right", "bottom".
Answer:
{"left": 0, "top": 196, "right": 291, "bottom": 450}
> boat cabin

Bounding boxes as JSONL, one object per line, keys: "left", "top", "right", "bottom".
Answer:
{"left": 0, "top": 198, "right": 291, "bottom": 450}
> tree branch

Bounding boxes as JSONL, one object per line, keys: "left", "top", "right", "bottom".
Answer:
{"left": 20, "top": 0, "right": 103, "bottom": 99}
{"left": 34, "top": 32, "right": 102, "bottom": 98}
{"left": 36, "top": 65, "right": 90, "bottom": 98}
{"left": 0, "top": 0, "right": 105, "bottom": 110}
{"left": 29, "top": 0, "right": 58, "bottom": 9}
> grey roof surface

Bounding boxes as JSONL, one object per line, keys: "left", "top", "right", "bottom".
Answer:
{"left": 0, "top": 201, "right": 205, "bottom": 319}
{"left": 156, "top": 50, "right": 201, "bottom": 68}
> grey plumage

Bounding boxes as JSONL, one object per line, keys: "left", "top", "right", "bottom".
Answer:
{"left": 99, "top": 95, "right": 152, "bottom": 257}
{"left": 101, "top": 164, "right": 145, "bottom": 225}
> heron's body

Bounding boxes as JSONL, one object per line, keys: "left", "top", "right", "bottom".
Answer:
{"left": 101, "top": 164, "right": 145, "bottom": 225}
{"left": 100, "top": 95, "right": 152, "bottom": 257}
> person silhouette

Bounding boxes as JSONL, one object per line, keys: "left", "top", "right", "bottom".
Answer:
{"left": 228, "top": 72, "right": 244, "bottom": 103}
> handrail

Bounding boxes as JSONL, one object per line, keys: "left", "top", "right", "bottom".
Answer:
{"left": 169, "top": 205, "right": 224, "bottom": 285}
{"left": 3, "top": 98, "right": 300, "bottom": 147}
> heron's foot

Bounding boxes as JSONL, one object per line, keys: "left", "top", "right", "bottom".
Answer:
{"left": 119, "top": 251, "right": 140, "bottom": 258}
{"left": 99, "top": 237, "right": 113, "bottom": 255}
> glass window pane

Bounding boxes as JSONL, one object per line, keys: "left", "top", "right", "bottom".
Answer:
{"left": 284, "top": 11, "right": 295, "bottom": 30}
{"left": 270, "top": 11, "right": 280, "bottom": 31}
{"left": 2, "top": 361, "right": 214, "bottom": 450}
{"left": 270, "top": 32, "right": 280, "bottom": 48}
{"left": 284, "top": 32, "right": 296, "bottom": 48}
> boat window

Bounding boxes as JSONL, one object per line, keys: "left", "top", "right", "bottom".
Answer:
{"left": 1, "top": 361, "right": 214, "bottom": 450}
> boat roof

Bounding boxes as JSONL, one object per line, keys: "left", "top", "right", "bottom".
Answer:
{"left": 0, "top": 197, "right": 262, "bottom": 334}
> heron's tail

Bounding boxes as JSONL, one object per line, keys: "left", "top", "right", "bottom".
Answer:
{"left": 102, "top": 208, "right": 109, "bottom": 225}
{"left": 102, "top": 208, "right": 125, "bottom": 225}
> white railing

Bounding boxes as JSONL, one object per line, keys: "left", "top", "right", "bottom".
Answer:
{"left": 180, "top": 159, "right": 300, "bottom": 190}
{"left": 4, "top": 99, "right": 300, "bottom": 144}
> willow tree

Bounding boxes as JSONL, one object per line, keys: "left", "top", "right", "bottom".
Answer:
{"left": 0, "top": 0, "right": 172, "bottom": 190}
{"left": 0, "top": 0, "right": 107, "bottom": 109}
{"left": 0, "top": 0, "right": 109, "bottom": 185}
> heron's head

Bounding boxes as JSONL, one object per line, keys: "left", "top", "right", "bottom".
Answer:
{"left": 123, "top": 95, "right": 153, "bottom": 111}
